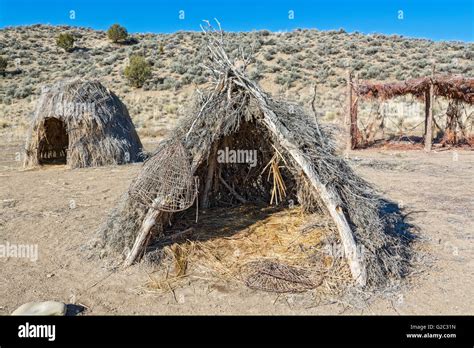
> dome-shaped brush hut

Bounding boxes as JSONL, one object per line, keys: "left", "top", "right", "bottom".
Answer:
{"left": 24, "top": 79, "right": 143, "bottom": 168}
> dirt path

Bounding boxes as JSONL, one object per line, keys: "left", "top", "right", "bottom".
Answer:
{"left": 349, "top": 150, "right": 474, "bottom": 314}
{"left": 1, "top": 140, "right": 473, "bottom": 315}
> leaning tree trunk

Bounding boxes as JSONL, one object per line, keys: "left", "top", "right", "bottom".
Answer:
{"left": 124, "top": 209, "right": 162, "bottom": 267}
{"left": 238, "top": 77, "right": 367, "bottom": 287}
{"left": 261, "top": 112, "right": 367, "bottom": 286}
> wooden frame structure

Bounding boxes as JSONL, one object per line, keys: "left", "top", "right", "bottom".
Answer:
{"left": 346, "top": 70, "right": 474, "bottom": 151}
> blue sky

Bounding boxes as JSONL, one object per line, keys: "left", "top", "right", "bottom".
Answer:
{"left": 0, "top": 0, "right": 473, "bottom": 41}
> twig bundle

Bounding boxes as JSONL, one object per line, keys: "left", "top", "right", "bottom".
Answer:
{"left": 262, "top": 150, "right": 287, "bottom": 205}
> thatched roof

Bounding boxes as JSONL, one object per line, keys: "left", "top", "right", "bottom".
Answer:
{"left": 96, "top": 25, "right": 414, "bottom": 294}
{"left": 357, "top": 75, "right": 474, "bottom": 104}
{"left": 24, "top": 79, "right": 143, "bottom": 168}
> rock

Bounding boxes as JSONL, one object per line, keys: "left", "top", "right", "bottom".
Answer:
{"left": 12, "top": 301, "right": 66, "bottom": 316}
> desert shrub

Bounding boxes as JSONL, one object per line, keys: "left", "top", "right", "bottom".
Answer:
{"left": 181, "top": 73, "right": 193, "bottom": 84}
{"left": 264, "top": 37, "right": 277, "bottom": 46}
{"left": 414, "top": 59, "right": 428, "bottom": 69}
{"left": 346, "top": 42, "right": 357, "bottom": 50}
{"left": 170, "top": 60, "right": 187, "bottom": 75}
{"left": 395, "top": 70, "right": 405, "bottom": 80}
{"left": 276, "top": 57, "right": 285, "bottom": 65}
{"left": 107, "top": 24, "right": 128, "bottom": 43}
{"left": 274, "top": 75, "right": 288, "bottom": 86}
{"left": 0, "top": 56, "right": 7, "bottom": 76}
{"left": 104, "top": 53, "right": 119, "bottom": 65}
{"left": 56, "top": 33, "right": 75, "bottom": 52}
{"left": 13, "top": 84, "right": 32, "bottom": 98}
{"left": 124, "top": 55, "right": 152, "bottom": 88}
{"left": 364, "top": 66, "right": 382, "bottom": 79}
{"left": 280, "top": 43, "right": 302, "bottom": 54}
{"left": 437, "top": 55, "right": 451, "bottom": 64}
{"left": 263, "top": 52, "right": 274, "bottom": 61}
{"left": 352, "top": 60, "right": 364, "bottom": 70}
{"left": 268, "top": 65, "right": 281, "bottom": 73}
{"left": 314, "top": 68, "right": 329, "bottom": 81}
{"left": 164, "top": 104, "right": 178, "bottom": 114}
{"left": 274, "top": 71, "right": 299, "bottom": 87}
{"left": 193, "top": 75, "right": 207, "bottom": 84}
{"left": 248, "top": 68, "right": 263, "bottom": 81}
{"left": 187, "top": 64, "right": 202, "bottom": 76}
{"left": 445, "top": 63, "right": 461, "bottom": 73}
{"left": 267, "top": 47, "right": 277, "bottom": 55}
{"left": 157, "top": 77, "right": 175, "bottom": 91}
{"left": 154, "top": 59, "right": 165, "bottom": 69}
{"left": 365, "top": 47, "right": 378, "bottom": 55}
{"left": 302, "top": 61, "right": 316, "bottom": 69}
{"left": 463, "top": 49, "right": 473, "bottom": 60}
{"left": 295, "top": 53, "right": 306, "bottom": 61}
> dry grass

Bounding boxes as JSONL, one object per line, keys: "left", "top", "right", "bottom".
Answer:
{"left": 143, "top": 205, "right": 352, "bottom": 295}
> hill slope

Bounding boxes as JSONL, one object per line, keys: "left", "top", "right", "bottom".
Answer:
{"left": 0, "top": 25, "right": 472, "bottom": 139}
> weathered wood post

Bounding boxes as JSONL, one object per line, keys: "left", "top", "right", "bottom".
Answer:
{"left": 346, "top": 70, "right": 353, "bottom": 151}
{"left": 346, "top": 70, "right": 359, "bottom": 150}
{"left": 424, "top": 89, "right": 429, "bottom": 140}
{"left": 424, "top": 67, "right": 435, "bottom": 152}
{"left": 200, "top": 142, "right": 218, "bottom": 209}
{"left": 352, "top": 73, "right": 359, "bottom": 149}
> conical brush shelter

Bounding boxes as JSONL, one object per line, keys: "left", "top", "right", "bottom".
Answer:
{"left": 97, "top": 24, "right": 414, "bottom": 291}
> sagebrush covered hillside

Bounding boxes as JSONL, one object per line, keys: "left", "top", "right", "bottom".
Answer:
{"left": 0, "top": 24, "right": 472, "bottom": 138}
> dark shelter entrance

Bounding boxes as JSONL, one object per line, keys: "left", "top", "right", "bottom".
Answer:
{"left": 38, "top": 118, "right": 68, "bottom": 165}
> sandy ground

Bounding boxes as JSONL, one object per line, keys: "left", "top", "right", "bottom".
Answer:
{"left": 1, "top": 138, "right": 473, "bottom": 315}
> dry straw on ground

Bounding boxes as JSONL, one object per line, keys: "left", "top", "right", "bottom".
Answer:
{"left": 143, "top": 205, "right": 351, "bottom": 295}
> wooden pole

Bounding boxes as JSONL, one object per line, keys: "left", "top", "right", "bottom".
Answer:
{"left": 124, "top": 209, "right": 161, "bottom": 267}
{"left": 351, "top": 73, "right": 359, "bottom": 149}
{"left": 424, "top": 90, "right": 429, "bottom": 140}
{"left": 346, "top": 70, "right": 353, "bottom": 151}
{"left": 424, "top": 66, "right": 435, "bottom": 152}
{"left": 200, "top": 142, "right": 218, "bottom": 209}
{"left": 219, "top": 174, "right": 247, "bottom": 204}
